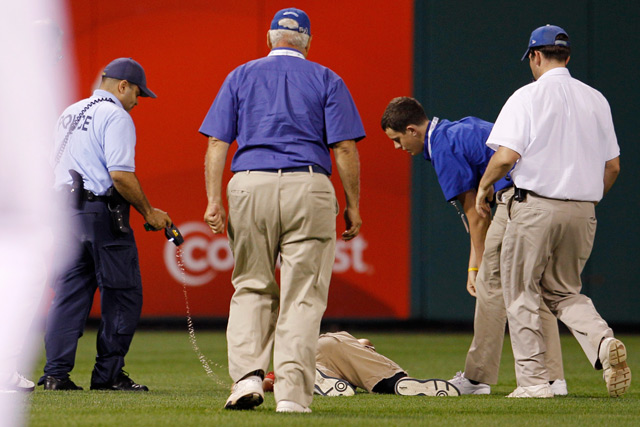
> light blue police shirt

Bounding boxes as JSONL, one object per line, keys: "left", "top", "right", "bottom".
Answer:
{"left": 424, "top": 117, "right": 512, "bottom": 202}
{"left": 199, "top": 48, "right": 365, "bottom": 175}
{"left": 53, "top": 89, "right": 136, "bottom": 195}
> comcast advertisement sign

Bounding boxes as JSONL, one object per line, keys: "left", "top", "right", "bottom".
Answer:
{"left": 74, "top": 0, "right": 413, "bottom": 319}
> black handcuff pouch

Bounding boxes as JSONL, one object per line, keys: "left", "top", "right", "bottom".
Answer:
{"left": 68, "top": 169, "right": 85, "bottom": 210}
{"left": 105, "top": 186, "right": 131, "bottom": 234}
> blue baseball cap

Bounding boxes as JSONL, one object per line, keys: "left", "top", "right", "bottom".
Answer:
{"left": 102, "top": 57, "right": 157, "bottom": 98}
{"left": 270, "top": 8, "right": 311, "bottom": 35}
{"left": 521, "top": 24, "right": 570, "bottom": 61}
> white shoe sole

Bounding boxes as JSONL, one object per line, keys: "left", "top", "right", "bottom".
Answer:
{"left": 395, "top": 378, "right": 460, "bottom": 396}
{"left": 603, "top": 339, "right": 631, "bottom": 397}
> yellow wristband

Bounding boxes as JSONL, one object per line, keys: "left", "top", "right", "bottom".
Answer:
{"left": 468, "top": 267, "right": 479, "bottom": 272}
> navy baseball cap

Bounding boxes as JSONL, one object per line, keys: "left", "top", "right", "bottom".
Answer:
{"left": 270, "top": 8, "right": 311, "bottom": 35}
{"left": 521, "top": 24, "right": 570, "bottom": 61}
{"left": 102, "top": 57, "right": 157, "bottom": 98}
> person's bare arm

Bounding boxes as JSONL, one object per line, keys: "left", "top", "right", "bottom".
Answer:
{"left": 332, "top": 139, "right": 361, "bottom": 241}
{"left": 204, "top": 137, "right": 230, "bottom": 234}
{"left": 603, "top": 156, "right": 620, "bottom": 197}
{"left": 458, "top": 189, "right": 491, "bottom": 296}
{"left": 110, "top": 170, "right": 172, "bottom": 230}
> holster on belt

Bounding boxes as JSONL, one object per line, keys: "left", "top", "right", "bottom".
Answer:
{"left": 68, "top": 169, "right": 85, "bottom": 210}
{"left": 105, "top": 186, "right": 131, "bottom": 234}
{"left": 514, "top": 186, "right": 528, "bottom": 202}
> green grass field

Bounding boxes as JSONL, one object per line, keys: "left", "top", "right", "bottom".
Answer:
{"left": 24, "top": 329, "right": 639, "bottom": 426}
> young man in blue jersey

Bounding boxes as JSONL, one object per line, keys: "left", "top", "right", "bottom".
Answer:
{"left": 381, "top": 97, "right": 568, "bottom": 396}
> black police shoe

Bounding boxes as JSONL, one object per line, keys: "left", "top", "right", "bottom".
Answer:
{"left": 90, "top": 371, "right": 149, "bottom": 392}
{"left": 43, "top": 376, "right": 83, "bottom": 390}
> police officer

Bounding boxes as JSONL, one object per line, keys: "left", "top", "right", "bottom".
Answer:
{"left": 39, "top": 57, "right": 172, "bottom": 391}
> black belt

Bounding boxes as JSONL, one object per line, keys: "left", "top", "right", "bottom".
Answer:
{"left": 82, "top": 189, "right": 109, "bottom": 202}
{"left": 249, "top": 165, "right": 329, "bottom": 175}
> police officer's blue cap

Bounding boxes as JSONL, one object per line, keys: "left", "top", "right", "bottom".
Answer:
{"left": 270, "top": 8, "right": 311, "bottom": 36}
{"left": 102, "top": 57, "right": 157, "bottom": 98}
{"left": 521, "top": 24, "right": 570, "bottom": 61}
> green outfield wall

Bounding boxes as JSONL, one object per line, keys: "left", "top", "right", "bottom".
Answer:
{"left": 411, "top": 0, "right": 640, "bottom": 323}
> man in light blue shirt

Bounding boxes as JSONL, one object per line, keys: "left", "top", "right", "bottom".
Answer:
{"left": 41, "top": 58, "right": 172, "bottom": 392}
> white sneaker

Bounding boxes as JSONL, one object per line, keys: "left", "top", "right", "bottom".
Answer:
{"left": 224, "top": 376, "right": 264, "bottom": 410}
{"left": 0, "top": 372, "right": 35, "bottom": 392}
{"left": 599, "top": 337, "right": 631, "bottom": 397}
{"left": 394, "top": 378, "right": 460, "bottom": 396}
{"left": 507, "top": 384, "right": 553, "bottom": 398}
{"left": 550, "top": 379, "right": 567, "bottom": 396}
{"left": 314, "top": 369, "right": 355, "bottom": 396}
{"left": 276, "top": 400, "right": 311, "bottom": 413}
{"left": 448, "top": 371, "right": 490, "bottom": 395}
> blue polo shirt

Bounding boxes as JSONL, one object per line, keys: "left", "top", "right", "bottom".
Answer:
{"left": 425, "top": 117, "right": 512, "bottom": 201}
{"left": 199, "top": 48, "right": 365, "bottom": 174}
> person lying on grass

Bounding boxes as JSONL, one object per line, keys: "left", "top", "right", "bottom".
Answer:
{"left": 263, "top": 331, "right": 460, "bottom": 396}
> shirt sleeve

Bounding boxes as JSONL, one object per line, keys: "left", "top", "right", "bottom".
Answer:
{"left": 486, "top": 90, "right": 530, "bottom": 155}
{"left": 600, "top": 99, "right": 621, "bottom": 161}
{"left": 324, "top": 74, "right": 366, "bottom": 144}
{"left": 104, "top": 111, "right": 136, "bottom": 172}
{"left": 199, "top": 72, "right": 238, "bottom": 143}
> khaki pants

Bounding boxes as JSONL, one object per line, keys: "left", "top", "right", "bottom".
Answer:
{"left": 316, "top": 332, "right": 406, "bottom": 392}
{"left": 501, "top": 193, "right": 613, "bottom": 386}
{"left": 465, "top": 187, "right": 564, "bottom": 384}
{"left": 225, "top": 170, "right": 338, "bottom": 407}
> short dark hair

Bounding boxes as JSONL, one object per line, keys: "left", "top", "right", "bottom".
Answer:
{"left": 381, "top": 97, "right": 428, "bottom": 132}
{"left": 530, "top": 33, "right": 571, "bottom": 62}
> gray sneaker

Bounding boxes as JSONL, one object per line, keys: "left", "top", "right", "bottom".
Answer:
{"left": 394, "top": 378, "right": 460, "bottom": 396}
{"left": 448, "top": 371, "right": 490, "bottom": 395}
{"left": 314, "top": 369, "right": 355, "bottom": 396}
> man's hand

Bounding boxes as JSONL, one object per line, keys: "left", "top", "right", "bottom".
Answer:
{"left": 475, "top": 185, "right": 494, "bottom": 218}
{"left": 467, "top": 269, "right": 478, "bottom": 297}
{"left": 144, "top": 208, "right": 172, "bottom": 231}
{"left": 342, "top": 206, "right": 361, "bottom": 241}
{"left": 204, "top": 201, "right": 226, "bottom": 234}
{"left": 476, "top": 146, "right": 520, "bottom": 217}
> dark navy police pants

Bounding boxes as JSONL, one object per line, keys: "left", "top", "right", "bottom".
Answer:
{"left": 41, "top": 200, "right": 142, "bottom": 385}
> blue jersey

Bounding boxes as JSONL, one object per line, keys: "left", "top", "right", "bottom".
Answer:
{"left": 424, "top": 116, "right": 512, "bottom": 201}
{"left": 53, "top": 89, "right": 136, "bottom": 195}
{"left": 199, "top": 48, "right": 365, "bottom": 174}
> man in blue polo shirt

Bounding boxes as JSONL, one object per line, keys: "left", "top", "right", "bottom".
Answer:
{"left": 380, "top": 96, "right": 567, "bottom": 395}
{"left": 200, "top": 7, "right": 364, "bottom": 413}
